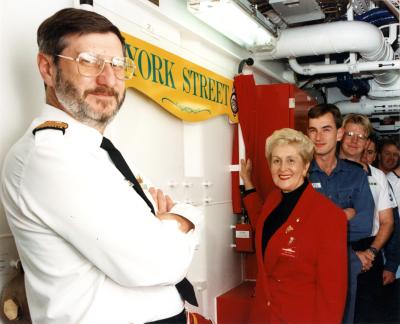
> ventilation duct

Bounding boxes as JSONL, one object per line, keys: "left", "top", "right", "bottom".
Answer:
{"left": 336, "top": 97, "right": 400, "bottom": 115}
{"left": 255, "top": 20, "right": 399, "bottom": 87}
{"left": 336, "top": 97, "right": 400, "bottom": 134}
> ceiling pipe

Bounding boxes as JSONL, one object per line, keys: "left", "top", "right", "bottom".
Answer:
{"left": 255, "top": 20, "right": 399, "bottom": 86}
{"left": 335, "top": 96, "right": 400, "bottom": 116}
{"left": 288, "top": 58, "right": 400, "bottom": 80}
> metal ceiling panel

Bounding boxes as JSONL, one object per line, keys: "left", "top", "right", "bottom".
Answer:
{"left": 269, "top": 0, "right": 325, "bottom": 25}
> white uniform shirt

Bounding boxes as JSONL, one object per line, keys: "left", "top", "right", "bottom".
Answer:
{"left": 386, "top": 170, "right": 400, "bottom": 278}
{"left": 367, "top": 165, "right": 397, "bottom": 236}
{"left": 387, "top": 170, "right": 400, "bottom": 206}
{"left": 0, "top": 105, "right": 202, "bottom": 324}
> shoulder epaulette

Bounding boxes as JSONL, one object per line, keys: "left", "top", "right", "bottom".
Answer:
{"left": 343, "top": 159, "right": 364, "bottom": 169}
{"left": 32, "top": 121, "right": 68, "bottom": 135}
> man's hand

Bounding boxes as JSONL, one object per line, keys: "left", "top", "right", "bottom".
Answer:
{"left": 383, "top": 270, "right": 396, "bottom": 285}
{"left": 157, "top": 213, "right": 194, "bottom": 233}
{"left": 149, "top": 187, "right": 194, "bottom": 233}
{"left": 343, "top": 208, "right": 356, "bottom": 220}
{"left": 356, "top": 250, "right": 373, "bottom": 272}
{"left": 149, "top": 187, "right": 174, "bottom": 215}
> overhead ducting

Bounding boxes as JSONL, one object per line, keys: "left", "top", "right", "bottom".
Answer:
{"left": 255, "top": 20, "right": 399, "bottom": 87}
{"left": 336, "top": 97, "right": 400, "bottom": 135}
{"left": 336, "top": 97, "right": 400, "bottom": 115}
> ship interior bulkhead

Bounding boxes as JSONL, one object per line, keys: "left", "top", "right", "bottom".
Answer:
{"left": 0, "top": 0, "right": 399, "bottom": 323}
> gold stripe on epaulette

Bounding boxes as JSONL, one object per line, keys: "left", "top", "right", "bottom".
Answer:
{"left": 32, "top": 121, "right": 69, "bottom": 135}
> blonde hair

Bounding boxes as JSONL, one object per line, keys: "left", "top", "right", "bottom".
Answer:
{"left": 342, "top": 113, "right": 372, "bottom": 137}
{"left": 266, "top": 128, "right": 314, "bottom": 164}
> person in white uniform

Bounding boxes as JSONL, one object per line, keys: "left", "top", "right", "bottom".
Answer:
{"left": 362, "top": 135, "right": 400, "bottom": 277}
{"left": 0, "top": 8, "right": 202, "bottom": 324}
{"left": 384, "top": 164, "right": 400, "bottom": 322}
{"left": 377, "top": 139, "right": 400, "bottom": 175}
{"left": 387, "top": 166, "right": 400, "bottom": 211}
{"left": 381, "top": 140, "right": 400, "bottom": 211}
{"left": 386, "top": 162, "right": 400, "bottom": 278}
{"left": 373, "top": 138, "right": 400, "bottom": 322}
{"left": 339, "top": 114, "right": 397, "bottom": 323}
{"left": 361, "top": 133, "right": 378, "bottom": 167}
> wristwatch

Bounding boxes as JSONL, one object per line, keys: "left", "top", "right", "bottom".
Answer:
{"left": 368, "top": 246, "right": 379, "bottom": 257}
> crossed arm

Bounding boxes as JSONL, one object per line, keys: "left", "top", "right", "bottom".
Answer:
{"left": 149, "top": 187, "right": 194, "bottom": 233}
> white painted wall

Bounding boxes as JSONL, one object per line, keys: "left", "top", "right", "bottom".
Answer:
{"left": 0, "top": 0, "right": 74, "bottom": 297}
{"left": 0, "top": 0, "right": 280, "bottom": 321}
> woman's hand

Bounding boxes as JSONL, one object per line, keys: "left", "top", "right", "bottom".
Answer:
{"left": 240, "top": 158, "right": 255, "bottom": 190}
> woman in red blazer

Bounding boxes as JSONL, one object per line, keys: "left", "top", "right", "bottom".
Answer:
{"left": 240, "top": 128, "right": 348, "bottom": 323}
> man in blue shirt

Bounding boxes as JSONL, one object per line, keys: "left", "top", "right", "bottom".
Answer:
{"left": 307, "top": 104, "right": 374, "bottom": 324}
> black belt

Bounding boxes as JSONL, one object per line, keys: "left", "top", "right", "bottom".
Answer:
{"left": 145, "top": 310, "right": 186, "bottom": 324}
{"left": 350, "top": 236, "right": 375, "bottom": 251}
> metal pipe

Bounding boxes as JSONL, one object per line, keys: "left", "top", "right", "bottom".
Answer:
{"left": 288, "top": 58, "right": 400, "bottom": 77}
{"left": 256, "top": 21, "right": 386, "bottom": 60}
{"left": 336, "top": 96, "right": 400, "bottom": 115}
{"left": 256, "top": 20, "right": 398, "bottom": 86}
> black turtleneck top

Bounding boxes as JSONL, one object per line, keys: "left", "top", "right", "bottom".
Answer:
{"left": 262, "top": 180, "right": 308, "bottom": 255}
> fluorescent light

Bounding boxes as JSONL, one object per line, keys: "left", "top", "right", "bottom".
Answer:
{"left": 187, "top": 0, "right": 275, "bottom": 49}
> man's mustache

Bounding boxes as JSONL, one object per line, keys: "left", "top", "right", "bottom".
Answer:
{"left": 84, "top": 87, "right": 119, "bottom": 101}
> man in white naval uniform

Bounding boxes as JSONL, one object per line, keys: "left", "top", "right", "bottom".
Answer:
{"left": 339, "top": 113, "right": 396, "bottom": 323}
{"left": 387, "top": 167, "right": 400, "bottom": 211}
{"left": 0, "top": 8, "right": 202, "bottom": 324}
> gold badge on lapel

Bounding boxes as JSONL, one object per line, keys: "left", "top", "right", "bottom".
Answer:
{"left": 285, "top": 225, "right": 294, "bottom": 234}
{"left": 136, "top": 175, "right": 148, "bottom": 189}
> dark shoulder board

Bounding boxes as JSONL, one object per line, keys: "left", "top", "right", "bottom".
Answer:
{"left": 343, "top": 159, "right": 364, "bottom": 169}
{"left": 32, "top": 121, "right": 68, "bottom": 135}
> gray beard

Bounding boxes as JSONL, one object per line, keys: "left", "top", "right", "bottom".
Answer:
{"left": 54, "top": 69, "right": 125, "bottom": 129}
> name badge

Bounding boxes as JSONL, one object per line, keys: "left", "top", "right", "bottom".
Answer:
{"left": 312, "top": 182, "right": 321, "bottom": 189}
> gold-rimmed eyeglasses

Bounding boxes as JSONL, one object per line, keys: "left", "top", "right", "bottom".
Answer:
{"left": 344, "top": 131, "right": 368, "bottom": 141}
{"left": 56, "top": 52, "right": 135, "bottom": 80}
